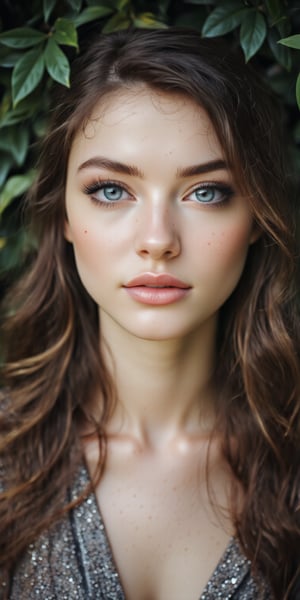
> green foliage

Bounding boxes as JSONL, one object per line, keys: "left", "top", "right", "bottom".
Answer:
{"left": 74, "top": 6, "right": 114, "bottom": 27}
{"left": 12, "top": 47, "right": 45, "bottom": 106}
{"left": 0, "top": 171, "right": 35, "bottom": 218}
{"left": 278, "top": 34, "right": 300, "bottom": 108}
{"left": 0, "top": 0, "right": 299, "bottom": 284}
{"left": 44, "top": 38, "right": 70, "bottom": 86}
{"left": 278, "top": 34, "right": 300, "bottom": 50}
{"left": 0, "top": 28, "right": 48, "bottom": 48}
{"left": 240, "top": 11, "right": 267, "bottom": 61}
{"left": 202, "top": 2, "right": 249, "bottom": 37}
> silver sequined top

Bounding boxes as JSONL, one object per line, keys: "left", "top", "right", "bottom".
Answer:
{"left": 6, "top": 463, "right": 272, "bottom": 599}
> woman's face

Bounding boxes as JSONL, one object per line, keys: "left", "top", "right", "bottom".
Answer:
{"left": 65, "top": 87, "right": 257, "bottom": 341}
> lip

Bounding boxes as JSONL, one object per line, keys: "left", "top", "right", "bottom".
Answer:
{"left": 124, "top": 273, "right": 190, "bottom": 289}
{"left": 123, "top": 273, "right": 191, "bottom": 306}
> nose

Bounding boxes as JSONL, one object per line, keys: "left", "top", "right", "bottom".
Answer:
{"left": 134, "top": 200, "right": 181, "bottom": 261}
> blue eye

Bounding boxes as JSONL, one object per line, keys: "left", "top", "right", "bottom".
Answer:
{"left": 188, "top": 184, "right": 233, "bottom": 205}
{"left": 83, "top": 181, "right": 131, "bottom": 206}
{"left": 101, "top": 185, "right": 124, "bottom": 201}
{"left": 195, "top": 188, "right": 216, "bottom": 203}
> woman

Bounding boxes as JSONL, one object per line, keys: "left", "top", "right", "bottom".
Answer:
{"left": 0, "top": 27, "right": 299, "bottom": 599}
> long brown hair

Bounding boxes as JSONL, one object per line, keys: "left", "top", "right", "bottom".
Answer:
{"left": 1, "top": 28, "right": 299, "bottom": 598}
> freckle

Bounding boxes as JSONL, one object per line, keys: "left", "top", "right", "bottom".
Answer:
{"left": 83, "top": 229, "right": 88, "bottom": 234}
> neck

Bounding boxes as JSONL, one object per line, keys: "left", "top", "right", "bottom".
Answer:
{"left": 97, "top": 315, "right": 218, "bottom": 448}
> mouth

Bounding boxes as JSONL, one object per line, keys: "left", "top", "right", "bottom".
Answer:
{"left": 123, "top": 273, "right": 191, "bottom": 305}
{"left": 124, "top": 273, "right": 191, "bottom": 289}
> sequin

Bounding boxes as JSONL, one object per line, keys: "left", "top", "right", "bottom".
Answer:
{"left": 7, "top": 463, "right": 272, "bottom": 599}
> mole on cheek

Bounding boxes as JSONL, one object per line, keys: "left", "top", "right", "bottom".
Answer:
{"left": 83, "top": 229, "right": 88, "bottom": 234}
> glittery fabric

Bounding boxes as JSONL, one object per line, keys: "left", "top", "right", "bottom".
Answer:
{"left": 6, "top": 463, "right": 272, "bottom": 599}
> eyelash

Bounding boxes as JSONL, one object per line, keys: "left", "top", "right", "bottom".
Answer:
{"left": 82, "top": 179, "right": 133, "bottom": 208}
{"left": 184, "top": 182, "right": 234, "bottom": 206}
{"left": 82, "top": 179, "right": 234, "bottom": 209}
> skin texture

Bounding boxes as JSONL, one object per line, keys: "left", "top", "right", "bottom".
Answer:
{"left": 64, "top": 87, "right": 259, "bottom": 599}
{"left": 65, "top": 88, "right": 256, "bottom": 343}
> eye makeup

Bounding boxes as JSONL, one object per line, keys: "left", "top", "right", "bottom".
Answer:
{"left": 81, "top": 178, "right": 235, "bottom": 209}
{"left": 82, "top": 180, "right": 133, "bottom": 208}
{"left": 183, "top": 182, "right": 234, "bottom": 206}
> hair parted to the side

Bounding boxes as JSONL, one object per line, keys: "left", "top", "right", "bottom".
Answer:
{"left": 0, "top": 28, "right": 299, "bottom": 598}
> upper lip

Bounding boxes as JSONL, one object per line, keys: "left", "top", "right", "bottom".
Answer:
{"left": 124, "top": 273, "right": 191, "bottom": 288}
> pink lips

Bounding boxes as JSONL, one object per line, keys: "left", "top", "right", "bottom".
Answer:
{"left": 123, "top": 273, "right": 191, "bottom": 305}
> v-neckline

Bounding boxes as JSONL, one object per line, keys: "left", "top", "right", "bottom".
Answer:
{"left": 70, "top": 461, "right": 253, "bottom": 600}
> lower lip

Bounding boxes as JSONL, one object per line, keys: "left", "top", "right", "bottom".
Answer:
{"left": 124, "top": 286, "right": 190, "bottom": 305}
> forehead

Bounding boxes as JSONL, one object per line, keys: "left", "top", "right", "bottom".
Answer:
{"left": 69, "top": 86, "right": 223, "bottom": 168}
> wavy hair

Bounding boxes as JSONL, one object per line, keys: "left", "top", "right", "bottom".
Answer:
{"left": 0, "top": 28, "right": 299, "bottom": 598}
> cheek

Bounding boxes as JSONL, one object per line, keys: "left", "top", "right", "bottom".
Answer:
{"left": 217, "top": 226, "right": 252, "bottom": 259}
{"left": 66, "top": 223, "right": 114, "bottom": 289}
{"left": 191, "top": 221, "right": 253, "bottom": 281}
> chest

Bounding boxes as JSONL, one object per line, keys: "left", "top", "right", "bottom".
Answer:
{"left": 92, "top": 447, "right": 233, "bottom": 600}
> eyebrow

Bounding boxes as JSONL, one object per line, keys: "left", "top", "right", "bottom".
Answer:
{"left": 177, "top": 159, "right": 227, "bottom": 177}
{"left": 77, "top": 156, "right": 228, "bottom": 177}
{"left": 77, "top": 157, "right": 143, "bottom": 177}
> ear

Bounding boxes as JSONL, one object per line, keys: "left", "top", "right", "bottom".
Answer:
{"left": 64, "top": 218, "right": 73, "bottom": 243}
{"left": 249, "top": 221, "right": 262, "bottom": 245}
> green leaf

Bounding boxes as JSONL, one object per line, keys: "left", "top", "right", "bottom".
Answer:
{"left": 0, "top": 93, "right": 11, "bottom": 122}
{"left": 0, "top": 51, "right": 22, "bottom": 68}
{"left": 0, "top": 170, "right": 36, "bottom": 217}
{"left": 101, "top": 12, "right": 131, "bottom": 33}
{"left": 67, "top": 0, "right": 82, "bottom": 11}
{"left": 268, "top": 29, "right": 292, "bottom": 70}
{"left": 0, "top": 125, "right": 29, "bottom": 166}
{"left": 296, "top": 73, "right": 300, "bottom": 111}
{"left": 0, "top": 97, "right": 39, "bottom": 127}
{"left": 0, "top": 28, "right": 47, "bottom": 49}
{"left": 12, "top": 47, "right": 45, "bottom": 106}
{"left": 44, "top": 38, "right": 70, "bottom": 87}
{"left": 0, "top": 219, "right": 37, "bottom": 276}
{"left": 0, "top": 154, "right": 13, "bottom": 188}
{"left": 240, "top": 11, "right": 267, "bottom": 62}
{"left": 53, "top": 18, "right": 78, "bottom": 48}
{"left": 133, "top": 13, "right": 167, "bottom": 29}
{"left": 202, "top": 2, "right": 249, "bottom": 37}
{"left": 278, "top": 35, "right": 300, "bottom": 50}
{"left": 43, "top": 0, "right": 57, "bottom": 23}
{"left": 73, "top": 6, "right": 114, "bottom": 27}
{"left": 115, "top": 0, "right": 130, "bottom": 9}
{"left": 33, "top": 115, "right": 49, "bottom": 138}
